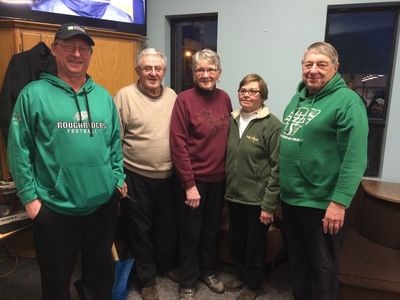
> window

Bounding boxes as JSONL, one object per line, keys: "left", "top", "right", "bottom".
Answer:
{"left": 169, "top": 14, "right": 218, "bottom": 93}
{"left": 325, "top": 4, "right": 399, "bottom": 177}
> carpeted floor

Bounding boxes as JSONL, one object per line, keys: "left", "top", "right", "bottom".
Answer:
{"left": 0, "top": 242, "right": 292, "bottom": 300}
{"left": 126, "top": 261, "right": 292, "bottom": 300}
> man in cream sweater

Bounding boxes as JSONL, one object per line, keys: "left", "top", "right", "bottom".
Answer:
{"left": 114, "top": 48, "right": 177, "bottom": 300}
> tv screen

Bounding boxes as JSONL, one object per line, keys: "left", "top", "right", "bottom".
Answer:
{"left": 0, "top": 0, "right": 146, "bottom": 36}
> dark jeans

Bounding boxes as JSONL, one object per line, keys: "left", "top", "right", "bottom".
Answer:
{"left": 33, "top": 196, "right": 118, "bottom": 300}
{"left": 176, "top": 180, "right": 225, "bottom": 289}
{"left": 228, "top": 201, "right": 268, "bottom": 290}
{"left": 120, "top": 170, "right": 178, "bottom": 288}
{"left": 281, "top": 202, "right": 344, "bottom": 300}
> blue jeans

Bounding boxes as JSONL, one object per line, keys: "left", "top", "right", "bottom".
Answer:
{"left": 281, "top": 202, "right": 344, "bottom": 300}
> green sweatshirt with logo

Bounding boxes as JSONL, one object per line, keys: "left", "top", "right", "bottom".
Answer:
{"left": 8, "top": 72, "right": 125, "bottom": 215}
{"left": 280, "top": 73, "right": 368, "bottom": 209}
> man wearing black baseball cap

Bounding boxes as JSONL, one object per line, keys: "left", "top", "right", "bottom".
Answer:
{"left": 55, "top": 23, "right": 95, "bottom": 46}
{"left": 8, "top": 22, "right": 127, "bottom": 300}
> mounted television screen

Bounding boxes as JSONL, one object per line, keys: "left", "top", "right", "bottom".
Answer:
{"left": 0, "top": 0, "right": 146, "bottom": 36}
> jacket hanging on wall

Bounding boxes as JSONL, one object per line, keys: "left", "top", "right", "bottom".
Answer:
{"left": 0, "top": 42, "right": 56, "bottom": 140}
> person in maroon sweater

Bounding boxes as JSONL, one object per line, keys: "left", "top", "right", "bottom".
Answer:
{"left": 170, "top": 49, "right": 232, "bottom": 300}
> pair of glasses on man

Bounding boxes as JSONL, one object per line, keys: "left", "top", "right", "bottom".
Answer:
{"left": 55, "top": 43, "right": 92, "bottom": 56}
{"left": 302, "top": 61, "right": 331, "bottom": 71}
{"left": 194, "top": 68, "right": 219, "bottom": 74}
{"left": 137, "top": 65, "right": 164, "bottom": 73}
{"left": 238, "top": 89, "right": 261, "bottom": 96}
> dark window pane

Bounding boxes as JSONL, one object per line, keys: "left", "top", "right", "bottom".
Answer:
{"left": 170, "top": 15, "right": 218, "bottom": 93}
{"left": 365, "top": 123, "right": 385, "bottom": 177}
{"left": 325, "top": 4, "right": 399, "bottom": 177}
{"left": 328, "top": 11, "right": 396, "bottom": 74}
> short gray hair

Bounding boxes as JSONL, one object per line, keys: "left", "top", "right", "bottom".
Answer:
{"left": 137, "top": 48, "right": 167, "bottom": 67}
{"left": 302, "top": 42, "right": 339, "bottom": 65}
{"left": 192, "top": 48, "right": 221, "bottom": 71}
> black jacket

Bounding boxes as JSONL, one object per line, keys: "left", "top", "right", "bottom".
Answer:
{"left": 0, "top": 42, "right": 56, "bottom": 140}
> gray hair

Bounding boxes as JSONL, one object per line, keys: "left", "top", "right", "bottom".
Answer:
{"left": 137, "top": 48, "right": 167, "bottom": 67}
{"left": 302, "top": 42, "right": 339, "bottom": 65}
{"left": 192, "top": 48, "right": 221, "bottom": 71}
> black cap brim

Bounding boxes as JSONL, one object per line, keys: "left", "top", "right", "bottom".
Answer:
{"left": 56, "top": 33, "right": 95, "bottom": 46}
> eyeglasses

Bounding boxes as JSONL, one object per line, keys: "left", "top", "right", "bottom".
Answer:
{"left": 302, "top": 61, "right": 331, "bottom": 71}
{"left": 137, "top": 65, "right": 164, "bottom": 73}
{"left": 238, "top": 89, "right": 261, "bottom": 96}
{"left": 194, "top": 68, "right": 219, "bottom": 74}
{"left": 55, "top": 43, "right": 92, "bottom": 56}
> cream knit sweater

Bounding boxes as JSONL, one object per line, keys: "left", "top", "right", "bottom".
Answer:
{"left": 114, "top": 83, "right": 177, "bottom": 178}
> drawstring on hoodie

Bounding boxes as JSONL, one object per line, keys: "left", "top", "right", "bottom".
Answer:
{"left": 73, "top": 94, "right": 82, "bottom": 123}
{"left": 73, "top": 88, "right": 94, "bottom": 137}
{"left": 83, "top": 88, "right": 94, "bottom": 137}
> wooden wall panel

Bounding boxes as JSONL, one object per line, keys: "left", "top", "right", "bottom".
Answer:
{"left": 87, "top": 35, "right": 138, "bottom": 96}
{"left": 0, "top": 28, "right": 17, "bottom": 86}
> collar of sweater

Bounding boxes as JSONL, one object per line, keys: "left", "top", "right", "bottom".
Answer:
{"left": 137, "top": 81, "right": 164, "bottom": 100}
{"left": 231, "top": 105, "right": 270, "bottom": 119}
{"left": 195, "top": 84, "right": 217, "bottom": 97}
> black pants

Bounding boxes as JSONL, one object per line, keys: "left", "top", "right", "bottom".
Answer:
{"left": 177, "top": 180, "right": 225, "bottom": 289}
{"left": 281, "top": 202, "right": 343, "bottom": 300}
{"left": 33, "top": 196, "right": 118, "bottom": 300}
{"left": 120, "top": 170, "right": 178, "bottom": 288}
{"left": 228, "top": 201, "right": 268, "bottom": 290}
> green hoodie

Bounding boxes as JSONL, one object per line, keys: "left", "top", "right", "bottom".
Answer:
{"left": 8, "top": 73, "right": 125, "bottom": 215}
{"left": 280, "top": 73, "right": 368, "bottom": 209}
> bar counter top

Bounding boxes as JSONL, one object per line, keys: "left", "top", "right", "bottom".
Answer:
{"left": 362, "top": 179, "right": 400, "bottom": 204}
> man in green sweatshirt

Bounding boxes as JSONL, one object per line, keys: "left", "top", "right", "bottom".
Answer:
{"left": 280, "top": 42, "right": 368, "bottom": 300}
{"left": 7, "top": 23, "right": 127, "bottom": 299}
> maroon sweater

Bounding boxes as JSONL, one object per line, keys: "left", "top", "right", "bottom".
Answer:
{"left": 170, "top": 86, "right": 232, "bottom": 188}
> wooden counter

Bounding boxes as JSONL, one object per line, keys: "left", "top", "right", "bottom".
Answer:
{"left": 362, "top": 179, "right": 400, "bottom": 204}
{"left": 339, "top": 179, "right": 400, "bottom": 299}
{"left": 359, "top": 179, "right": 400, "bottom": 250}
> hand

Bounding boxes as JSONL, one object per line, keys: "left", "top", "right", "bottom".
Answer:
{"left": 322, "top": 201, "right": 345, "bottom": 234}
{"left": 185, "top": 186, "right": 200, "bottom": 208}
{"left": 25, "top": 199, "right": 42, "bottom": 220}
{"left": 259, "top": 210, "right": 274, "bottom": 225}
{"left": 117, "top": 182, "right": 128, "bottom": 198}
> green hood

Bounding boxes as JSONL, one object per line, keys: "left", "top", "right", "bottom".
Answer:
{"left": 8, "top": 73, "right": 125, "bottom": 215}
{"left": 296, "top": 73, "right": 347, "bottom": 102}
